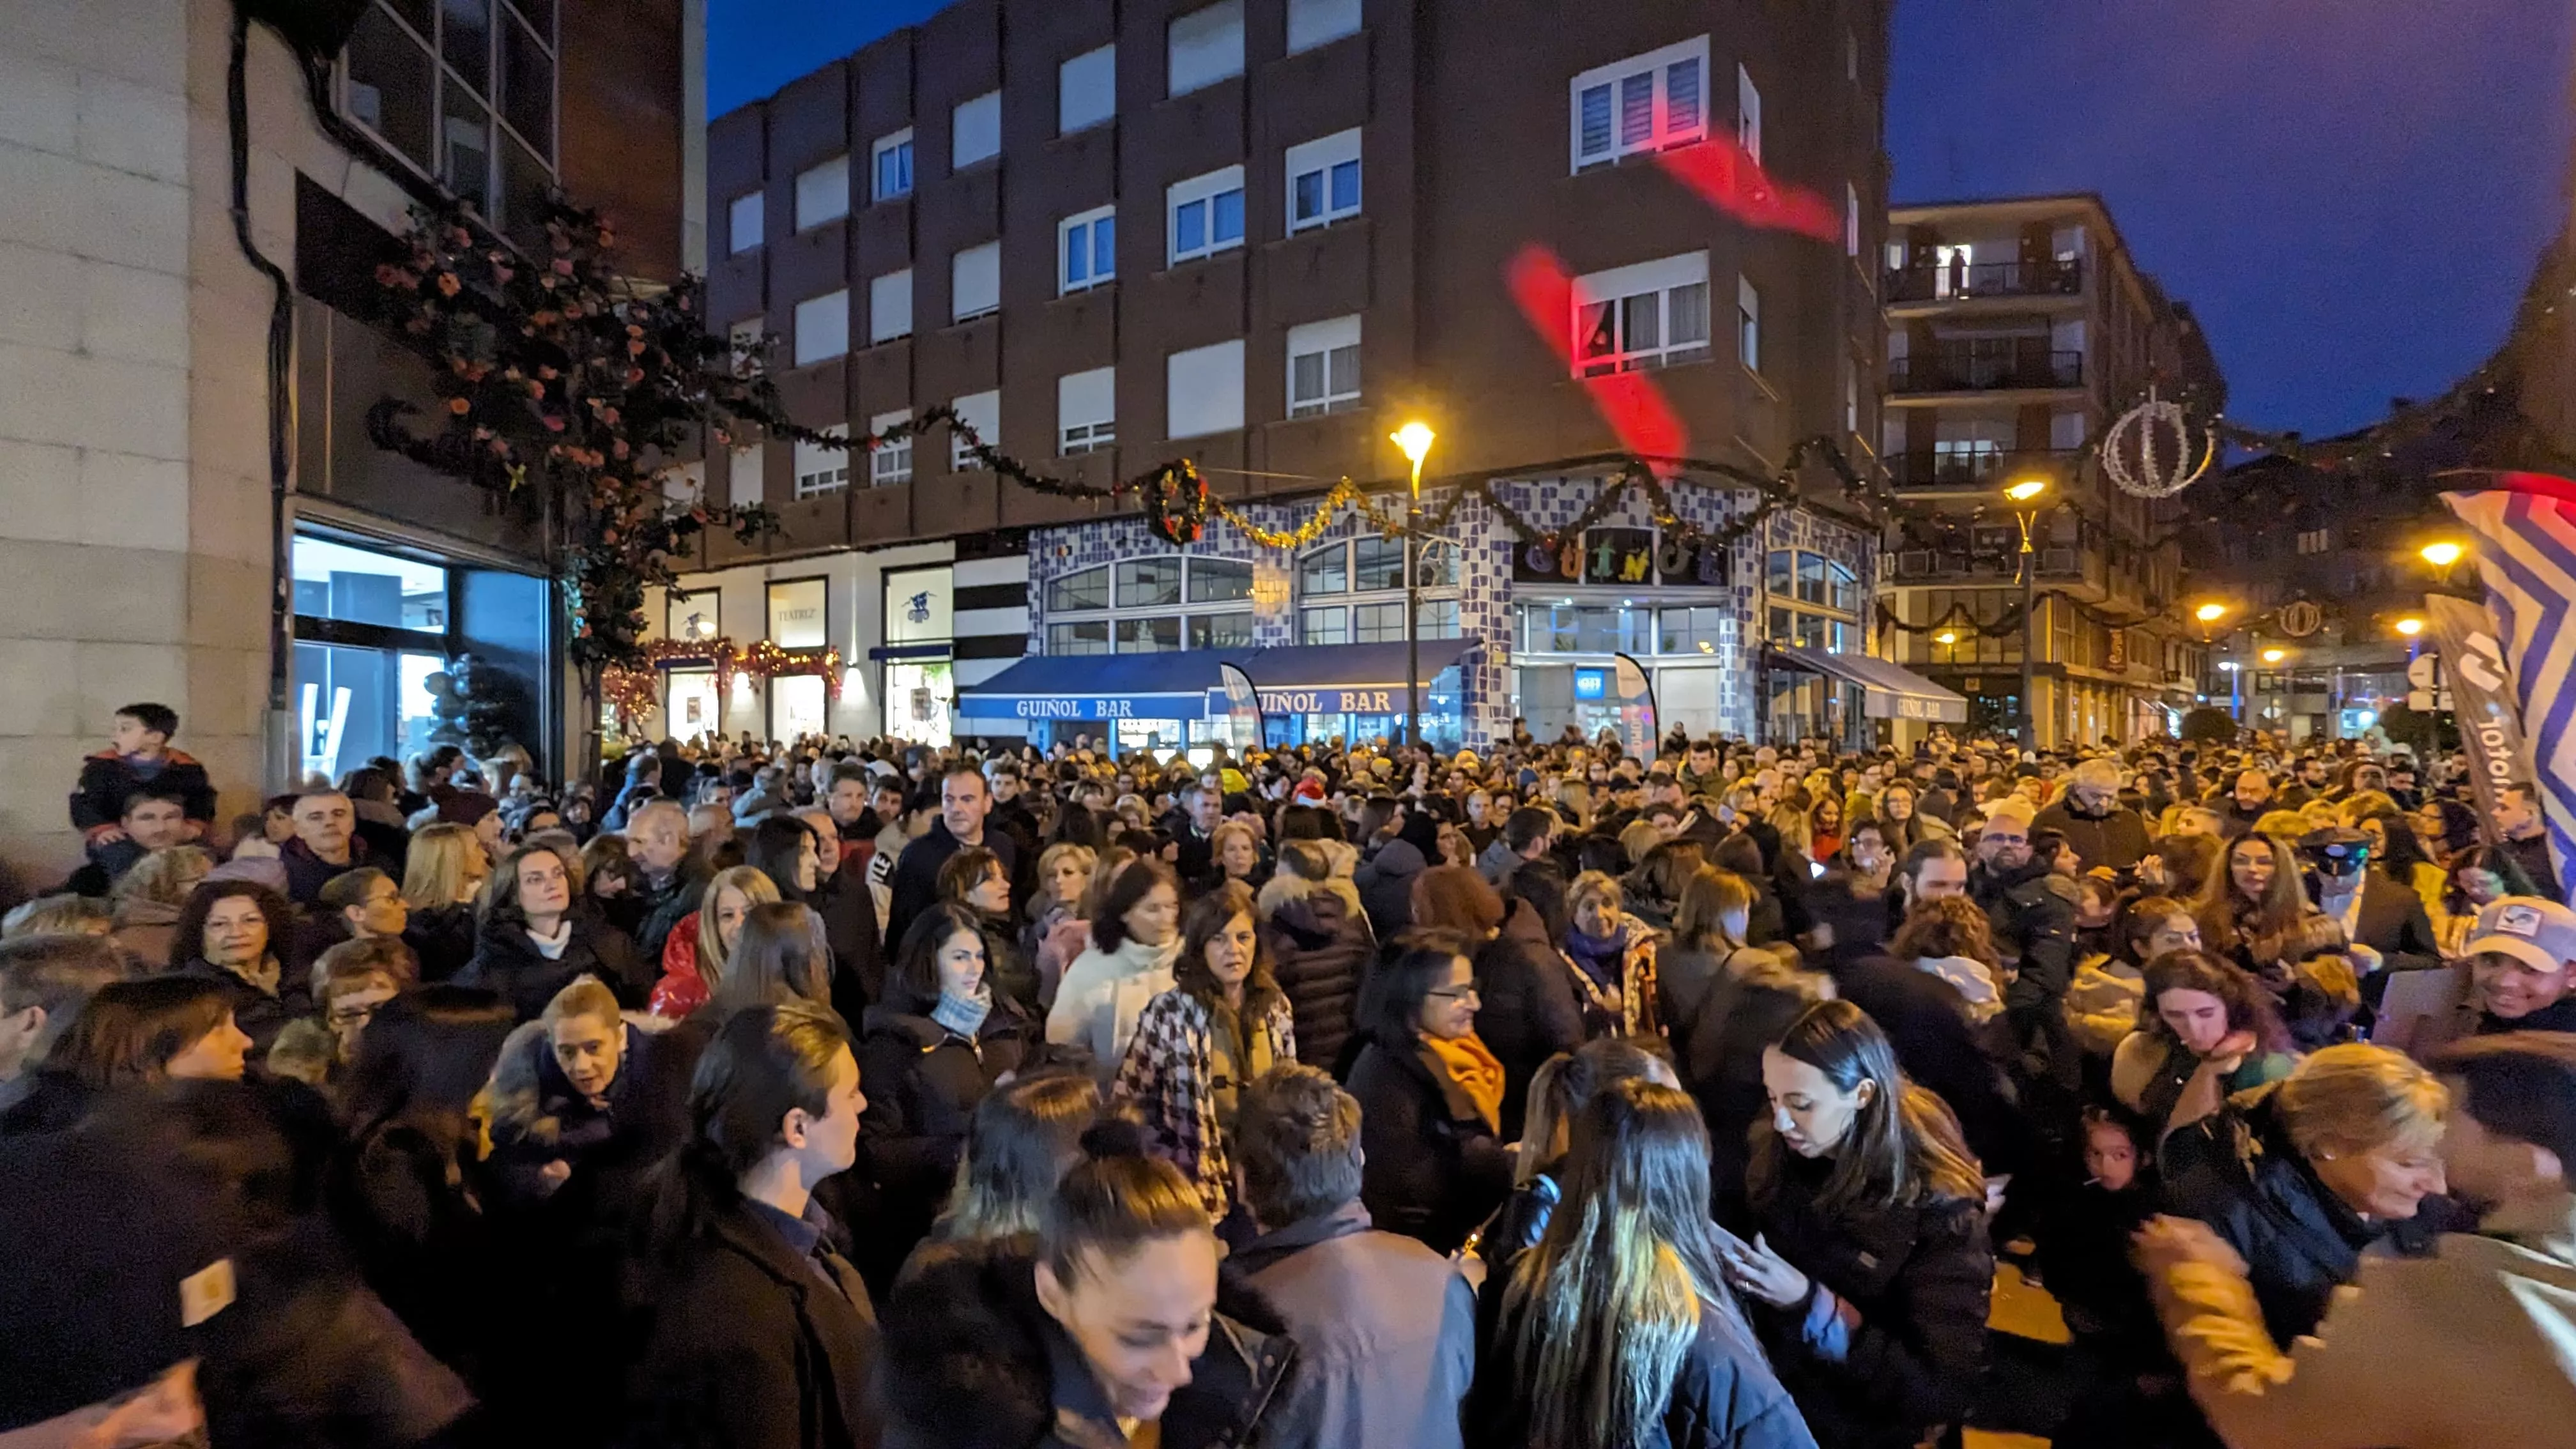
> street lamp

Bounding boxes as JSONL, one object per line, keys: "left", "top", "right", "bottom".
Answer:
{"left": 2261, "top": 647, "right": 2287, "bottom": 664}
{"left": 2005, "top": 473, "right": 2050, "bottom": 751}
{"left": 2394, "top": 616, "right": 2425, "bottom": 638}
{"left": 1933, "top": 629, "right": 1959, "bottom": 645}
{"left": 2193, "top": 602, "right": 2228, "bottom": 624}
{"left": 1392, "top": 422, "right": 1438, "bottom": 749}
{"left": 2419, "top": 540, "right": 2465, "bottom": 569}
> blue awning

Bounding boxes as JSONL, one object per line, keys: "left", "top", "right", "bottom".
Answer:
{"left": 1223, "top": 640, "right": 1473, "bottom": 716}
{"left": 953, "top": 650, "right": 1223, "bottom": 721}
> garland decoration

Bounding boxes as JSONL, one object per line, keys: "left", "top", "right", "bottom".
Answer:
{"left": 596, "top": 636, "right": 846, "bottom": 728}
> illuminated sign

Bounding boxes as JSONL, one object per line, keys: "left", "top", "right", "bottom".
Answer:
{"left": 1573, "top": 668, "right": 1608, "bottom": 700}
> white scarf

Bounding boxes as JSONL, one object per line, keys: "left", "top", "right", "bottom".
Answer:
{"left": 526, "top": 919, "right": 574, "bottom": 960}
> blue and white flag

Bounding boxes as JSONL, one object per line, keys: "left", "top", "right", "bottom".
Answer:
{"left": 2444, "top": 473, "right": 2576, "bottom": 901}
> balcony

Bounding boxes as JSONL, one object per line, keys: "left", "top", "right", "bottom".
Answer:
{"left": 1886, "top": 448, "right": 2082, "bottom": 493}
{"left": 1888, "top": 343, "right": 2083, "bottom": 396}
{"left": 1886, "top": 256, "right": 2083, "bottom": 305}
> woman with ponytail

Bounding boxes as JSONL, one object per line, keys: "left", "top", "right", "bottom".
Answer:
{"left": 624, "top": 1001, "right": 880, "bottom": 1449}
{"left": 880, "top": 1131, "right": 1303, "bottom": 1449}
{"left": 1466, "top": 1077, "right": 1814, "bottom": 1449}
{"left": 1736, "top": 1000, "right": 1992, "bottom": 1449}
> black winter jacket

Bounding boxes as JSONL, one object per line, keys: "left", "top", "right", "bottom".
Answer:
{"left": 885, "top": 822, "right": 1016, "bottom": 963}
{"left": 1830, "top": 956, "right": 2026, "bottom": 1179}
{"left": 1750, "top": 1156, "right": 1993, "bottom": 1449}
{"left": 402, "top": 901, "right": 479, "bottom": 983}
{"left": 1346, "top": 1039, "right": 1515, "bottom": 1255}
{"left": 857, "top": 995, "right": 1030, "bottom": 1247}
{"left": 329, "top": 1118, "right": 502, "bottom": 1390}
{"left": 1262, "top": 888, "right": 1371, "bottom": 1073}
{"left": 808, "top": 871, "right": 884, "bottom": 1025}
{"left": 485, "top": 1020, "right": 691, "bottom": 1213}
{"left": 69, "top": 747, "right": 216, "bottom": 833}
{"left": 1673, "top": 951, "right": 1827, "bottom": 1229}
{"left": 880, "top": 1236, "right": 1300, "bottom": 1449}
{"left": 1466, "top": 1288, "right": 1819, "bottom": 1449}
{"left": 621, "top": 1197, "right": 882, "bottom": 1449}
{"left": 456, "top": 916, "right": 645, "bottom": 1021}
{"left": 608, "top": 859, "right": 709, "bottom": 970}
{"left": 1473, "top": 900, "right": 1584, "bottom": 1131}
{"left": 175, "top": 956, "right": 310, "bottom": 1061}
{"left": 1355, "top": 838, "right": 1429, "bottom": 944}
{"left": 2158, "top": 1082, "right": 2446, "bottom": 1344}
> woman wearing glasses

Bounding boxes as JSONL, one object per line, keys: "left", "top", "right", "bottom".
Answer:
{"left": 1346, "top": 928, "right": 1516, "bottom": 1253}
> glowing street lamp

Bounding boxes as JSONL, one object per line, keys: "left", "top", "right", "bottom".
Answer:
{"left": 2394, "top": 616, "right": 2425, "bottom": 638}
{"left": 2261, "top": 647, "right": 2287, "bottom": 664}
{"left": 2419, "top": 540, "right": 2465, "bottom": 569}
{"left": 2194, "top": 602, "right": 2228, "bottom": 624}
{"left": 1933, "top": 629, "right": 1959, "bottom": 645}
{"left": 1391, "top": 422, "right": 1438, "bottom": 749}
{"left": 2004, "top": 474, "right": 2051, "bottom": 749}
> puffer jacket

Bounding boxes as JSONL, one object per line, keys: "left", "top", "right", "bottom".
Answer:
{"left": 859, "top": 992, "right": 1032, "bottom": 1248}
{"left": 1356, "top": 838, "right": 1429, "bottom": 943}
{"left": 880, "top": 1236, "right": 1303, "bottom": 1449}
{"left": 1261, "top": 884, "right": 1371, "bottom": 1073}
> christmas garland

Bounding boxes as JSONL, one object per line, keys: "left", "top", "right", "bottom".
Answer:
{"left": 595, "top": 634, "right": 847, "bottom": 729}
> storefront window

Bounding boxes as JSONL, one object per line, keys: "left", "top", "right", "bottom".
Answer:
{"left": 1521, "top": 602, "right": 1648, "bottom": 655}
{"left": 1117, "top": 559, "right": 1183, "bottom": 608}
{"left": 770, "top": 675, "right": 827, "bottom": 740}
{"left": 295, "top": 534, "right": 448, "bottom": 632}
{"left": 667, "top": 668, "right": 721, "bottom": 738}
{"left": 1187, "top": 611, "right": 1257, "bottom": 649}
{"left": 292, "top": 642, "right": 447, "bottom": 783}
{"left": 1117, "top": 617, "right": 1183, "bottom": 652}
{"left": 1300, "top": 606, "right": 1347, "bottom": 645}
{"left": 1049, "top": 620, "right": 1111, "bottom": 655}
{"left": 1658, "top": 606, "right": 1733, "bottom": 655}
{"left": 1187, "top": 558, "right": 1254, "bottom": 603}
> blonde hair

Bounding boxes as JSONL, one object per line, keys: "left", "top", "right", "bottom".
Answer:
{"left": 1568, "top": 869, "right": 1623, "bottom": 917}
{"left": 1034, "top": 842, "right": 1098, "bottom": 911}
{"left": 402, "top": 822, "right": 489, "bottom": 908}
{"left": 1209, "top": 819, "right": 1260, "bottom": 862}
{"left": 696, "top": 865, "right": 782, "bottom": 994}
{"left": 541, "top": 973, "right": 624, "bottom": 1034}
{"left": 2276, "top": 1043, "right": 2449, "bottom": 1161}
{"left": 1617, "top": 819, "right": 1664, "bottom": 868}
{"left": 111, "top": 846, "right": 215, "bottom": 919}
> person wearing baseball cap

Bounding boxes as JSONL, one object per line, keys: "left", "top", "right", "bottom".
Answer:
{"left": 2462, "top": 896, "right": 2576, "bottom": 1035}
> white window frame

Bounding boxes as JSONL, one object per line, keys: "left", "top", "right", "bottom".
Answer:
{"left": 1059, "top": 43, "right": 1116, "bottom": 135}
{"left": 791, "top": 289, "right": 849, "bottom": 366}
{"left": 1736, "top": 63, "right": 1761, "bottom": 163}
{"left": 1568, "top": 35, "right": 1709, "bottom": 172}
{"left": 1059, "top": 204, "right": 1117, "bottom": 295}
{"left": 951, "top": 390, "right": 999, "bottom": 471}
{"left": 870, "top": 128, "right": 914, "bottom": 202}
{"left": 1569, "top": 252, "right": 1711, "bottom": 378}
{"left": 1285, "top": 128, "right": 1361, "bottom": 234}
{"left": 1167, "top": 0, "right": 1245, "bottom": 97}
{"left": 952, "top": 89, "right": 1002, "bottom": 170}
{"left": 951, "top": 241, "right": 1001, "bottom": 323}
{"left": 868, "top": 270, "right": 913, "bottom": 344}
{"left": 868, "top": 409, "right": 913, "bottom": 486}
{"left": 728, "top": 444, "right": 765, "bottom": 507}
{"left": 1286, "top": 0, "right": 1363, "bottom": 54}
{"left": 794, "top": 425, "right": 852, "bottom": 498}
{"left": 1166, "top": 339, "right": 1246, "bottom": 440}
{"left": 1058, "top": 366, "right": 1116, "bottom": 454}
{"left": 794, "top": 155, "right": 849, "bottom": 232}
{"left": 1286, "top": 314, "right": 1361, "bottom": 417}
{"left": 1737, "top": 274, "right": 1761, "bottom": 373}
{"left": 728, "top": 316, "right": 764, "bottom": 377}
{"left": 727, "top": 190, "right": 764, "bottom": 254}
{"left": 1168, "top": 165, "right": 1246, "bottom": 264}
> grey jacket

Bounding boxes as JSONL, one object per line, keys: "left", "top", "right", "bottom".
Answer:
{"left": 1230, "top": 1201, "right": 1475, "bottom": 1449}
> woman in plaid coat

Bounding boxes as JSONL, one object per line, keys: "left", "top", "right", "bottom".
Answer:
{"left": 1116, "top": 880, "right": 1296, "bottom": 1220}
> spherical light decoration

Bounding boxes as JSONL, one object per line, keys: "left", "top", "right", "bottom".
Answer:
{"left": 2101, "top": 385, "right": 2218, "bottom": 499}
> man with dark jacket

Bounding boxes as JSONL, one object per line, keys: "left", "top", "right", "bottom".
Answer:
{"left": 2030, "top": 758, "right": 2150, "bottom": 873}
{"left": 983, "top": 761, "right": 1043, "bottom": 925}
{"left": 613, "top": 800, "right": 705, "bottom": 966}
{"left": 884, "top": 767, "right": 1012, "bottom": 954}
{"left": 1234, "top": 1066, "right": 1475, "bottom": 1449}
{"left": 61, "top": 785, "right": 194, "bottom": 896}
{"left": 2494, "top": 781, "right": 2563, "bottom": 901}
{"left": 278, "top": 790, "right": 371, "bottom": 906}
{"left": 68, "top": 703, "right": 217, "bottom": 849}
{"left": 796, "top": 808, "right": 886, "bottom": 1023}
{"left": 2217, "top": 769, "right": 2276, "bottom": 839}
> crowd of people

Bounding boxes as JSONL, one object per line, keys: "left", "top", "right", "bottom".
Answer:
{"left": 4, "top": 699, "right": 2575, "bottom": 1447}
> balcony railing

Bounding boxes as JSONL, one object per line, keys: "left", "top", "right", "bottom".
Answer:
{"left": 1886, "top": 256, "right": 2084, "bottom": 304}
{"left": 1886, "top": 448, "right": 2082, "bottom": 491}
{"left": 1888, "top": 344, "right": 2083, "bottom": 394}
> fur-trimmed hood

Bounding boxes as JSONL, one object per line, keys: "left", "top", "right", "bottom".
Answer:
{"left": 880, "top": 1235, "right": 1302, "bottom": 1449}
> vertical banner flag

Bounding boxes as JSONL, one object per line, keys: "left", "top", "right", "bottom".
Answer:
{"left": 1611, "top": 652, "right": 1659, "bottom": 762}
{"left": 1217, "top": 663, "right": 1264, "bottom": 753}
{"left": 2421, "top": 594, "right": 2533, "bottom": 852}
{"left": 2443, "top": 473, "right": 2576, "bottom": 898}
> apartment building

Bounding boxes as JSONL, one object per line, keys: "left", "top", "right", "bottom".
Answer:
{"left": 1876, "top": 194, "right": 2226, "bottom": 747}
{"left": 665, "top": 0, "right": 1897, "bottom": 749}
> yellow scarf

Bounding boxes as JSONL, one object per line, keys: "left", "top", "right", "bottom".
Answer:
{"left": 1418, "top": 1031, "right": 1505, "bottom": 1134}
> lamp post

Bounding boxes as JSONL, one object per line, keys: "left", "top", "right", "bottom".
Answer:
{"left": 1392, "top": 422, "right": 1438, "bottom": 749}
{"left": 2005, "top": 475, "right": 2050, "bottom": 752}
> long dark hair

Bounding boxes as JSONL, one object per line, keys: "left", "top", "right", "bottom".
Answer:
{"left": 1355, "top": 928, "right": 1475, "bottom": 1052}
{"left": 338, "top": 986, "right": 516, "bottom": 1160}
{"left": 891, "top": 903, "right": 985, "bottom": 1008}
{"left": 715, "top": 902, "right": 835, "bottom": 1012}
{"left": 934, "top": 1071, "right": 1107, "bottom": 1243}
{"left": 745, "top": 815, "right": 818, "bottom": 904}
{"left": 1088, "top": 857, "right": 1177, "bottom": 954}
{"left": 170, "top": 880, "right": 292, "bottom": 972}
{"left": 49, "top": 976, "right": 236, "bottom": 1087}
{"left": 1749, "top": 999, "right": 1984, "bottom": 1216}
{"left": 647, "top": 1001, "right": 854, "bottom": 1252}
{"left": 2139, "top": 948, "right": 2290, "bottom": 1056}
{"left": 1503, "top": 1080, "right": 1752, "bottom": 1449}
{"left": 1173, "top": 880, "right": 1279, "bottom": 1017}
{"left": 2446, "top": 843, "right": 2542, "bottom": 916}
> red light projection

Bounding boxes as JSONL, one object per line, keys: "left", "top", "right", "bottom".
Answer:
{"left": 1654, "top": 139, "right": 1842, "bottom": 243}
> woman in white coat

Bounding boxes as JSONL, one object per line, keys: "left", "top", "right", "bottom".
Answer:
{"left": 1046, "top": 857, "right": 1183, "bottom": 1085}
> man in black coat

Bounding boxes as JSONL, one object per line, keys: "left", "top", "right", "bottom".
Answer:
{"left": 884, "top": 766, "right": 1013, "bottom": 954}
{"left": 982, "top": 761, "right": 1044, "bottom": 925}
{"left": 2030, "top": 758, "right": 2150, "bottom": 873}
{"left": 611, "top": 799, "right": 705, "bottom": 965}
{"left": 796, "top": 808, "right": 885, "bottom": 1023}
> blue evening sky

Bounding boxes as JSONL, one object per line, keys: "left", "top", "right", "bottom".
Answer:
{"left": 710, "top": 0, "right": 2575, "bottom": 437}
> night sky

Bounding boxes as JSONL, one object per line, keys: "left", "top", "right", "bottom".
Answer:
{"left": 709, "top": 0, "right": 2575, "bottom": 438}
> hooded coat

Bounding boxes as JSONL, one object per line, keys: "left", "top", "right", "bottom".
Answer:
{"left": 878, "top": 1236, "right": 1303, "bottom": 1449}
{"left": 1473, "top": 898, "right": 1585, "bottom": 1132}
{"left": 857, "top": 992, "right": 1031, "bottom": 1248}
{"left": 1259, "top": 884, "right": 1370, "bottom": 1073}
{"left": 1355, "top": 836, "right": 1430, "bottom": 944}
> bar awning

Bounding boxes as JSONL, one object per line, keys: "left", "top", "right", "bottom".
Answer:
{"left": 1225, "top": 640, "right": 1473, "bottom": 715}
{"left": 953, "top": 651, "right": 1221, "bottom": 721}
{"left": 1769, "top": 645, "right": 1970, "bottom": 723}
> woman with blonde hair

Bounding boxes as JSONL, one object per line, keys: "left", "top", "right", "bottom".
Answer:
{"left": 1025, "top": 841, "right": 1098, "bottom": 1007}
{"left": 645, "top": 864, "right": 780, "bottom": 1019}
{"left": 1561, "top": 870, "right": 1660, "bottom": 1038}
{"left": 400, "top": 821, "right": 488, "bottom": 982}
{"left": 1467, "top": 1079, "right": 1804, "bottom": 1449}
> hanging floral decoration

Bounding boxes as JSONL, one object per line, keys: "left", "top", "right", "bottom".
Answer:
{"left": 595, "top": 636, "right": 845, "bottom": 728}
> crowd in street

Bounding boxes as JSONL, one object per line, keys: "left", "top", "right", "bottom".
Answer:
{"left": 4, "top": 699, "right": 2575, "bottom": 1448}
